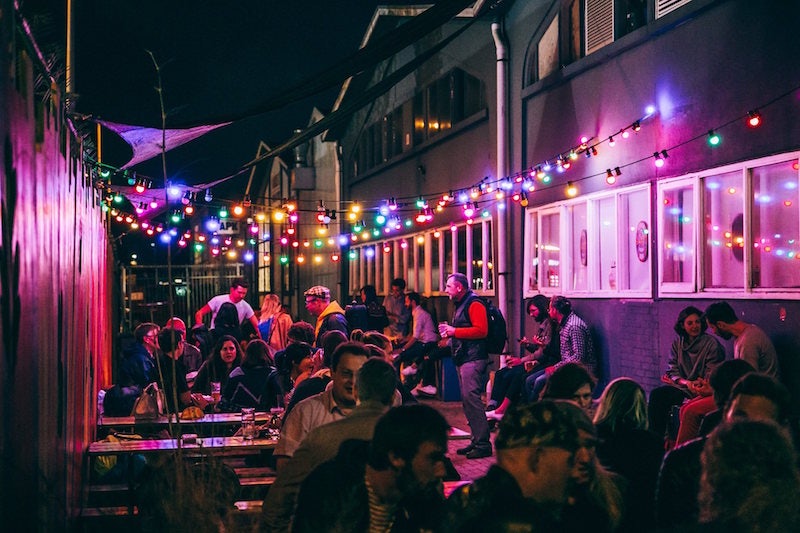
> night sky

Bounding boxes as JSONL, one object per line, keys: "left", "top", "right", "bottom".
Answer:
{"left": 71, "top": 1, "right": 429, "bottom": 263}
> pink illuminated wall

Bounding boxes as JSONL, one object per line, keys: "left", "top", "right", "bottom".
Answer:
{"left": 0, "top": 15, "right": 112, "bottom": 529}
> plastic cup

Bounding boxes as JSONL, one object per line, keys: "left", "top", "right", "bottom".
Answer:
{"left": 211, "top": 382, "right": 221, "bottom": 403}
{"left": 241, "top": 407, "right": 257, "bottom": 440}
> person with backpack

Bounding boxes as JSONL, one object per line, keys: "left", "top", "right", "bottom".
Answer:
{"left": 438, "top": 273, "right": 493, "bottom": 459}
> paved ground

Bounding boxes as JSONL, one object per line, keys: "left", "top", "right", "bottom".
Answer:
{"left": 417, "top": 396, "right": 495, "bottom": 483}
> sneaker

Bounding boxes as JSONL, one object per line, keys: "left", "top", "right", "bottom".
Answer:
{"left": 465, "top": 447, "right": 492, "bottom": 459}
{"left": 401, "top": 365, "right": 418, "bottom": 377}
{"left": 485, "top": 410, "right": 504, "bottom": 421}
{"left": 416, "top": 385, "right": 437, "bottom": 397}
{"left": 456, "top": 443, "right": 475, "bottom": 455}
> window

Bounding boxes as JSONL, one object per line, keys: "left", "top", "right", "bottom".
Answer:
{"left": 569, "top": 203, "right": 589, "bottom": 291}
{"left": 349, "top": 219, "right": 496, "bottom": 296}
{"left": 620, "top": 188, "right": 651, "bottom": 291}
{"left": 538, "top": 16, "right": 560, "bottom": 81}
{"left": 751, "top": 161, "right": 800, "bottom": 288}
{"left": 524, "top": 184, "right": 651, "bottom": 298}
{"left": 659, "top": 183, "right": 695, "bottom": 289}
{"left": 703, "top": 170, "right": 744, "bottom": 288}
{"left": 586, "top": 0, "right": 647, "bottom": 55}
{"left": 525, "top": 209, "right": 561, "bottom": 293}
{"left": 657, "top": 152, "right": 800, "bottom": 296}
{"left": 357, "top": 70, "right": 485, "bottom": 176}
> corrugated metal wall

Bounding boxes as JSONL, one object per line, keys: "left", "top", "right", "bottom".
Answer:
{"left": 0, "top": 7, "right": 112, "bottom": 529}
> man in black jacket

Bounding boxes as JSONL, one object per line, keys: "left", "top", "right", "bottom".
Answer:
{"left": 439, "top": 273, "right": 492, "bottom": 459}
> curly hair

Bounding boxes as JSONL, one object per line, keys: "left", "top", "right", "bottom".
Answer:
{"left": 699, "top": 419, "right": 800, "bottom": 530}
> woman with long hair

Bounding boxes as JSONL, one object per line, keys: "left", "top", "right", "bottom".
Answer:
{"left": 219, "top": 339, "right": 274, "bottom": 411}
{"left": 594, "top": 378, "right": 664, "bottom": 531}
{"left": 647, "top": 305, "right": 725, "bottom": 444}
{"left": 259, "top": 293, "right": 293, "bottom": 354}
{"left": 191, "top": 335, "right": 243, "bottom": 397}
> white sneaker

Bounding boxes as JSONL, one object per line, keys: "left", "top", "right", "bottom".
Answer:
{"left": 485, "top": 410, "right": 504, "bottom": 420}
{"left": 416, "top": 385, "right": 437, "bottom": 397}
{"left": 401, "top": 365, "right": 418, "bottom": 377}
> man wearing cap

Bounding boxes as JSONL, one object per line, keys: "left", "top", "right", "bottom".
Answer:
{"left": 303, "top": 285, "right": 349, "bottom": 348}
{"left": 164, "top": 317, "right": 204, "bottom": 373}
{"left": 446, "top": 401, "right": 585, "bottom": 530}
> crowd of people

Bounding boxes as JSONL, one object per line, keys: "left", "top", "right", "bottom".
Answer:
{"left": 100, "top": 274, "right": 797, "bottom": 532}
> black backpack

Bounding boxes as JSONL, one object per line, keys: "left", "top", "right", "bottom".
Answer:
{"left": 480, "top": 297, "right": 508, "bottom": 354}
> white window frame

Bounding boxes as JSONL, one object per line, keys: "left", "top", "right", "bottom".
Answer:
{"left": 657, "top": 150, "right": 800, "bottom": 300}
{"left": 348, "top": 217, "right": 496, "bottom": 297}
{"left": 523, "top": 183, "right": 652, "bottom": 299}
{"left": 657, "top": 176, "right": 699, "bottom": 295}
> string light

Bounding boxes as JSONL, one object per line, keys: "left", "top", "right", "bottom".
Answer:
{"left": 110, "top": 98, "right": 782, "bottom": 264}
{"left": 747, "top": 110, "right": 762, "bottom": 128}
{"left": 566, "top": 182, "right": 578, "bottom": 197}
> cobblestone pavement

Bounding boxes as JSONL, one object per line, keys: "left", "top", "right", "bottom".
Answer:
{"left": 417, "top": 396, "right": 496, "bottom": 483}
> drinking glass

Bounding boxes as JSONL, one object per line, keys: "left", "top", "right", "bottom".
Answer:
{"left": 241, "top": 407, "right": 257, "bottom": 440}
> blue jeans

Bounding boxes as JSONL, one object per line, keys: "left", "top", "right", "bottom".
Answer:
{"left": 457, "top": 359, "right": 491, "bottom": 450}
{"left": 525, "top": 368, "right": 548, "bottom": 402}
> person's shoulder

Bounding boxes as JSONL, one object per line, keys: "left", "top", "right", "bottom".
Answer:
{"left": 665, "top": 436, "right": 706, "bottom": 462}
{"left": 228, "top": 366, "right": 245, "bottom": 379}
{"left": 292, "top": 390, "right": 330, "bottom": 413}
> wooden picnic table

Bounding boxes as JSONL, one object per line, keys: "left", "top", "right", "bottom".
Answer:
{"left": 87, "top": 435, "right": 278, "bottom": 456}
{"left": 98, "top": 411, "right": 274, "bottom": 429}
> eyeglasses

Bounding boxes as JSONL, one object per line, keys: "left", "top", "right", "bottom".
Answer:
{"left": 304, "top": 298, "right": 318, "bottom": 304}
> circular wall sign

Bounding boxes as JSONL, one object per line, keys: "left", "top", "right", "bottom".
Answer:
{"left": 635, "top": 221, "right": 649, "bottom": 262}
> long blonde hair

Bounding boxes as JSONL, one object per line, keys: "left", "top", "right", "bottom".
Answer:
{"left": 593, "top": 377, "right": 649, "bottom": 432}
{"left": 259, "top": 293, "right": 281, "bottom": 322}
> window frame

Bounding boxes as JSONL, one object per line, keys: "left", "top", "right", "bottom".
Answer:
{"left": 348, "top": 218, "right": 496, "bottom": 297}
{"left": 656, "top": 150, "right": 800, "bottom": 299}
{"left": 523, "top": 183, "right": 653, "bottom": 299}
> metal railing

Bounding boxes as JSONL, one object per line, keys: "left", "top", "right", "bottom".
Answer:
{"left": 121, "top": 264, "right": 248, "bottom": 330}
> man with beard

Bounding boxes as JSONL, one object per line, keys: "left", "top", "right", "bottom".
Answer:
{"left": 704, "top": 301, "right": 779, "bottom": 377}
{"left": 446, "top": 401, "right": 584, "bottom": 531}
{"left": 292, "top": 404, "right": 450, "bottom": 532}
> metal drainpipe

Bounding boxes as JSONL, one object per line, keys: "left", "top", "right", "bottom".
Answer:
{"left": 491, "top": 20, "right": 510, "bottom": 362}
